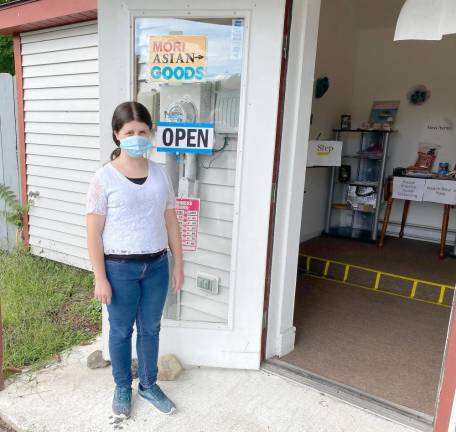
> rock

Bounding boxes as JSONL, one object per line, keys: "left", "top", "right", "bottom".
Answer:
{"left": 131, "top": 358, "right": 138, "bottom": 379}
{"left": 157, "top": 354, "right": 183, "bottom": 381}
{"left": 87, "top": 350, "right": 111, "bottom": 369}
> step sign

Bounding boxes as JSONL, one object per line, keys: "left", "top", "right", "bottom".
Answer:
{"left": 157, "top": 122, "right": 214, "bottom": 154}
{"left": 176, "top": 197, "right": 200, "bottom": 252}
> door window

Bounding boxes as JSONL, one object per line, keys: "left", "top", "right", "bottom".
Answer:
{"left": 134, "top": 17, "right": 245, "bottom": 323}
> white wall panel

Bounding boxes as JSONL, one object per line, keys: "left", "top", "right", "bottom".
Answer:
{"left": 26, "top": 133, "right": 99, "bottom": 148}
{"left": 21, "top": 21, "right": 98, "bottom": 43}
{"left": 199, "top": 201, "right": 233, "bottom": 221}
{"left": 29, "top": 237, "right": 88, "bottom": 260}
{"left": 23, "top": 61, "right": 98, "bottom": 78}
{"left": 22, "top": 47, "right": 98, "bottom": 66}
{"left": 26, "top": 144, "right": 99, "bottom": 160}
{"left": 29, "top": 216, "right": 87, "bottom": 238}
{"left": 27, "top": 165, "right": 94, "bottom": 182}
{"left": 29, "top": 226, "right": 86, "bottom": 248}
{"left": 23, "top": 74, "right": 99, "bottom": 89}
{"left": 22, "top": 21, "right": 99, "bottom": 269}
{"left": 30, "top": 197, "right": 86, "bottom": 216}
{"left": 26, "top": 154, "right": 99, "bottom": 171}
{"left": 28, "top": 206, "right": 86, "bottom": 226}
{"left": 24, "top": 87, "right": 98, "bottom": 101}
{"left": 27, "top": 186, "right": 86, "bottom": 205}
{"left": 21, "top": 34, "right": 98, "bottom": 55}
{"left": 27, "top": 175, "right": 90, "bottom": 194}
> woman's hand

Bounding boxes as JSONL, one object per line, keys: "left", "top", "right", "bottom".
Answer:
{"left": 172, "top": 263, "right": 184, "bottom": 294}
{"left": 94, "top": 277, "right": 112, "bottom": 304}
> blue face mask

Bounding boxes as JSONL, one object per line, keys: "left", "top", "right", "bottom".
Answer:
{"left": 119, "top": 136, "right": 152, "bottom": 157}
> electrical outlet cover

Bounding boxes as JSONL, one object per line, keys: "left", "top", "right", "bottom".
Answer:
{"left": 196, "top": 272, "right": 219, "bottom": 295}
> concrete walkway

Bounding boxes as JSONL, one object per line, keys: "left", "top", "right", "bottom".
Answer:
{"left": 0, "top": 337, "right": 420, "bottom": 432}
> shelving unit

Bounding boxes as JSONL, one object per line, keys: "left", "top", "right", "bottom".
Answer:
{"left": 324, "top": 129, "right": 394, "bottom": 241}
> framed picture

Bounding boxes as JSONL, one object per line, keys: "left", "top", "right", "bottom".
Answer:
{"left": 340, "top": 114, "right": 351, "bottom": 130}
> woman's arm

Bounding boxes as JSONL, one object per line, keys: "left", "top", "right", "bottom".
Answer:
{"left": 165, "top": 208, "right": 184, "bottom": 293}
{"left": 86, "top": 213, "right": 112, "bottom": 304}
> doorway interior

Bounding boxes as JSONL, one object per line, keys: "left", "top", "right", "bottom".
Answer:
{"left": 274, "top": 0, "right": 456, "bottom": 422}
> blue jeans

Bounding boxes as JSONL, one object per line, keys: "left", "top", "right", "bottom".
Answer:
{"left": 105, "top": 252, "right": 169, "bottom": 388}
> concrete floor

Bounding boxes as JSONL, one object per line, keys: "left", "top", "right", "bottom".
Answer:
{"left": 0, "top": 337, "right": 420, "bottom": 432}
{"left": 282, "top": 275, "right": 448, "bottom": 414}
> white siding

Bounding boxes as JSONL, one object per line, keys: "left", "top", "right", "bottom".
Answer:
{"left": 138, "top": 82, "right": 235, "bottom": 324}
{"left": 22, "top": 19, "right": 235, "bottom": 324}
{"left": 21, "top": 21, "right": 99, "bottom": 269}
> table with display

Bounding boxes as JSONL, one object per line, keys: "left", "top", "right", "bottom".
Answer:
{"left": 378, "top": 176, "right": 456, "bottom": 259}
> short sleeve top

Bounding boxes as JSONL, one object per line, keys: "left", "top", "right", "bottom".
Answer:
{"left": 86, "top": 159, "right": 176, "bottom": 255}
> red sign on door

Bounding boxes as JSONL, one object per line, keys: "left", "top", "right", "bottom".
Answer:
{"left": 176, "top": 198, "right": 200, "bottom": 251}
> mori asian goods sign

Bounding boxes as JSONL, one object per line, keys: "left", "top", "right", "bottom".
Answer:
{"left": 176, "top": 198, "right": 200, "bottom": 251}
{"left": 157, "top": 122, "right": 214, "bottom": 154}
{"left": 148, "top": 35, "right": 207, "bottom": 82}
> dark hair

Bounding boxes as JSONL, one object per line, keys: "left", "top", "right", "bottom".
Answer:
{"left": 110, "top": 101, "right": 153, "bottom": 160}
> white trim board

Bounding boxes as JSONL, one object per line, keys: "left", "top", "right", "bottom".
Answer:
{"left": 266, "top": 0, "right": 321, "bottom": 359}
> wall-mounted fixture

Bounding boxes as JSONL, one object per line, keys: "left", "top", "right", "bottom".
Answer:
{"left": 315, "top": 77, "right": 329, "bottom": 99}
{"left": 394, "top": 0, "right": 456, "bottom": 41}
{"left": 407, "top": 85, "right": 431, "bottom": 106}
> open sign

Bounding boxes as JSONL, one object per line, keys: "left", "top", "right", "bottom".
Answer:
{"left": 157, "top": 122, "right": 214, "bottom": 154}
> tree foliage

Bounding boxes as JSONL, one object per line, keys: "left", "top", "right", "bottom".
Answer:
{"left": 0, "top": 0, "right": 15, "bottom": 75}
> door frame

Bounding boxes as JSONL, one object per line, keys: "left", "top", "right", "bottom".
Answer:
{"left": 263, "top": 0, "right": 321, "bottom": 360}
{"left": 262, "top": 2, "right": 456, "bottom": 429}
{"left": 99, "top": 0, "right": 287, "bottom": 369}
{"left": 260, "top": 0, "right": 294, "bottom": 362}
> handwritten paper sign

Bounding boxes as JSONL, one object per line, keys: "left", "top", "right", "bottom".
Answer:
{"left": 392, "top": 177, "right": 426, "bottom": 201}
{"left": 393, "top": 177, "right": 456, "bottom": 205}
{"left": 423, "top": 179, "right": 456, "bottom": 205}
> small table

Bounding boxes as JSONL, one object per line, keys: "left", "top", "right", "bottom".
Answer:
{"left": 378, "top": 176, "right": 455, "bottom": 259}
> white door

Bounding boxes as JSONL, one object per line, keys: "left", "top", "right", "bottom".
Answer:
{"left": 98, "top": 0, "right": 286, "bottom": 369}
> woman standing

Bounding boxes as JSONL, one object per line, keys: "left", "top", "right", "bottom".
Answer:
{"left": 86, "top": 101, "right": 183, "bottom": 418}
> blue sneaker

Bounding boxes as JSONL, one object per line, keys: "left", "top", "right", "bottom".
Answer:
{"left": 138, "top": 383, "right": 176, "bottom": 415}
{"left": 112, "top": 386, "right": 132, "bottom": 417}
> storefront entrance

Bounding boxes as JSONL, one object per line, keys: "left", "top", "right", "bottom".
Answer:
{"left": 265, "top": 0, "right": 456, "bottom": 428}
{"left": 99, "top": 0, "right": 287, "bottom": 370}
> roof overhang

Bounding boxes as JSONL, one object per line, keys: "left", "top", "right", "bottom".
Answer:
{"left": 0, "top": 0, "right": 97, "bottom": 35}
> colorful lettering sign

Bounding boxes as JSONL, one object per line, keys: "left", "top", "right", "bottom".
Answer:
{"left": 157, "top": 122, "right": 214, "bottom": 154}
{"left": 176, "top": 198, "right": 200, "bottom": 251}
{"left": 148, "top": 35, "right": 207, "bottom": 82}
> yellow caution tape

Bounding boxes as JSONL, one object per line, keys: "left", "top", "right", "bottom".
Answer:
{"left": 299, "top": 254, "right": 454, "bottom": 308}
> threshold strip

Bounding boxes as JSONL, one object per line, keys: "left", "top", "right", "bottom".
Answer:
{"left": 263, "top": 358, "right": 433, "bottom": 432}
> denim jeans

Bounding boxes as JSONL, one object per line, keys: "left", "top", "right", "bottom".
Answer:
{"left": 105, "top": 252, "right": 169, "bottom": 388}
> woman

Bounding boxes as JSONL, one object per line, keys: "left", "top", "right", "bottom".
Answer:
{"left": 85, "top": 101, "right": 184, "bottom": 418}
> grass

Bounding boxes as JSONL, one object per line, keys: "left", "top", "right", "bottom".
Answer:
{"left": 0, "top": 244, "right": 101, "bottom": 372}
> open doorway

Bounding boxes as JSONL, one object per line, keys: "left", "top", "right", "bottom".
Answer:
{"left": 275, "top": 0, "right": 455, "bottom": 420}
